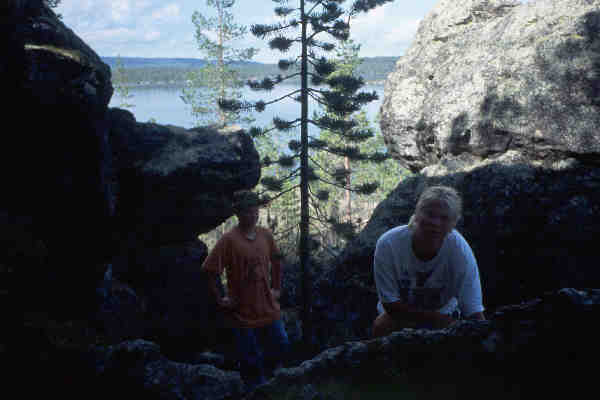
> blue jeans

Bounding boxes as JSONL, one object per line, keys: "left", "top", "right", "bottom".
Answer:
{"left": 232, "top": 319, "right": 289, "bottom": 389}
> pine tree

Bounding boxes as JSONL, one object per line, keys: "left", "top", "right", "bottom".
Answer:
{"left": 221, "top": 0, "right": 394, "bottom": 345}
{"left": 113, "top": 56, "right": 135, "bottom": 110}
{"left": 181, "top": 0, "right": 257, "bottom": 127}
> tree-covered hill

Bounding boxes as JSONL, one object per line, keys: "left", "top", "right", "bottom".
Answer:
{"left": 104, "top": 56, "right": 399, "bottom": 87}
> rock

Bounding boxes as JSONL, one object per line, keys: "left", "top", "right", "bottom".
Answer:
{"left": 1, "top": 1, "right": 262, "bottom": 322}
{"left": 312, "top": 0, "right": 600, "bottom": 345}
{"left": 323, "top": 157, "right": 600, "bottom": 325}
{"left": 95, "top": 277, "right": 146, "bottom": 344}
{"left": 1, "top": 0, "right": 115, "bottom": 318}
{"left": 109, "top": 239, "right": 237, "bottom": 358}
{"left": 249, "top": 288, "right": 599, "bottom": 400}
{"left": 94, "top": 339, "right": 245, "bottom": 400}
{"left": 381, "top": 0, "right": 600, "bottom": 172}
{"left": 109, "top": 108, "right": 261, "bottom": 245}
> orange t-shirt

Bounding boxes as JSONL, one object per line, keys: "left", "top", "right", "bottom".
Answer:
{"left": 202, "top": 226, "right": 282, "bottom": 328}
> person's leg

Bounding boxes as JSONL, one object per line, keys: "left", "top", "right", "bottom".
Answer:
{"left": 261, "top": 319, "right": 290, "bottom": 371}
{"left": 232, "top": 327, "right": 266, "bottom": 390}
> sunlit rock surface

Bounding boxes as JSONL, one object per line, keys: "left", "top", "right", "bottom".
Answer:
{"left": 381, "top": 0, "right": 600, "bottom": 172}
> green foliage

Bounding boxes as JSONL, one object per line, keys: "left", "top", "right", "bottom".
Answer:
{"left": 112, "top": 56, "right": 135, "bottom": 110}
{"left": 219, "top": 0, "right": 395, "bottom": 344}
{"left": 181, "top": 0, "right": 258, "bottom": 127}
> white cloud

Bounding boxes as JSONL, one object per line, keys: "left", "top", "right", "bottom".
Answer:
{"left": 87, "top": 27, "right": 137, "bottom": 42}
{"left": 150, "top": 3, "right": 181, "bottom": 22}
{"left": 351, "top": 4, "right": 422, "bottom": 57}
{"left": 144, "top": 31, "right": 161, "bottom": 41}
{"left": 55, "top": 0, "right": 437, "bottom": 61}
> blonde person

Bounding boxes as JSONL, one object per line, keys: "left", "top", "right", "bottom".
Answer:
{"left": 203, "top": 191, "right": 288, "bottom": 391}
{"left": 372, "top": 186, "right": 485, "bottom": 337}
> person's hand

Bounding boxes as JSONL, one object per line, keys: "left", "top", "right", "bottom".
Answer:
{"left": 431, "top": 313, "right": 456, "bottom": 330}
{"left": 270, "top": 289, "right": 281, "bottom": 300}
{"left": 218, "top": 296, "right": 237, "bottom": 311}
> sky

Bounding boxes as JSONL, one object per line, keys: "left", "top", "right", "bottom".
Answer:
{"left": 55, "top": 0, "right": 441, "bottom": 63}
{"left": 56, "top": 1, "right": 530, "bottom": 63}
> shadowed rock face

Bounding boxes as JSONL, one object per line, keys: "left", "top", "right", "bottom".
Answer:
{"left": 1, "top": 1, "right": 260, "bottom": 320}
{"left": 313, "top": 154, "right": 600, "bottom": 346}
{"left": 109, "top": 108, "right": 260, "bottom": 246}
{"left": 248, "top": 288, "right": 599, "bottom": 400}
{"left": 381, "top": 0, "right": 600, "bottom": 172}
{"left": 88, "top": 288, "right": 598, "bottom": 400}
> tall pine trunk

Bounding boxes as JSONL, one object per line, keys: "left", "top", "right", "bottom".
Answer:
{"left": 217, "top": 1, "right": 226, "bottom": 126}
{"left": 345, "top": 156, "right": 351, "bottom": 223}
{"left": 299, "top": 0, "right": 312, "bottom": 347}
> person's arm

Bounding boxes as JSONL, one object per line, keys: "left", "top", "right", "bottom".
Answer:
{"left": 382, "top": 301, "right": 457, "bottom": 329}
{"left": 269, "top": 233, "right": 282, "bottom": 300}
{"left": 453, "top": 232, "right": 485, "bottom": 319}
{"left": 202, "top": 236, "right": 236, "bottom": 311}
{"left": 465, "top": 311, "right": 485, "bottom": 320}
{"left": 205, "top": 270, "right": 237, "bottom": 311}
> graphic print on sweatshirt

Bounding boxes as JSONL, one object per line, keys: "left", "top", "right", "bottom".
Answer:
{"left": 398, "top": 267, "right": 447, "bottom": 311}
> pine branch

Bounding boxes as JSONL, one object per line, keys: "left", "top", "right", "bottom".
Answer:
{"left": 350, "top": 0, "right": 395, "bottom": 16}
{"left": 273, "top": 117, "right": 300, "bottom": 132}
{"left": 308, "top": 155, "right": 330, "bottom": 175}
{"left": 314, "top": 115, "right": 357, "bottom": 132}
{"left": 251, "top": 22, "right": 297, "bottom": 39}
{"left": 265, "top": 183, "right": 301, "bottom": 203}
{"left": 308, "top": 138, "right": 328, "bottom": 150}
{"left": 274, "top": 6, "right": 296, "bottom": 17}
{"left": 278, "top": 59, "right": 297, "bottom": 71}
{"left": 269, "top": 36, "right": 296, "bottom": 52}
{"left": 279, "top": 154, "right": 300, "bottom": 168}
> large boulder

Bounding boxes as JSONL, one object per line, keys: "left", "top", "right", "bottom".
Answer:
{"left": 1, "top": 0, "right": 115, "bottom": 317}
{"left": 109, "top": 108, "right": 261, "bottom": 246}
{"left": 109, "top": 239, "right": 237, "bottom": 359}
{"left": 250, "top": 288, "right": 599, "bottom": 400}
{"left": 309, "top": 0, "right": 600, "bottom": 345}
{"left": 1, "top": 1, "right": 261, "bottom": 324}
{"left": 316, "top": 154, "right": 600, "bottom": 338}
{"left": 380, "top": 0, "right": 600, "bottom": 172}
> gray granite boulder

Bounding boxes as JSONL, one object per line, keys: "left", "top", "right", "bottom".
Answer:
{"left": 313, "top": 0, "right": 600, "bottom": 345}
{"left": 381, "top": 0, "right": 600, "bottom": 172}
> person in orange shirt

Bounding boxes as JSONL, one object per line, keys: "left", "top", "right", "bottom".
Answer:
{"left": 203, "top": 191, "right": 289, "bottom": 391}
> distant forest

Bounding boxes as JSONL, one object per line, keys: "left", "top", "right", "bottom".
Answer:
{"left": 103, "top": 56, "right": 399, "bottom": 87}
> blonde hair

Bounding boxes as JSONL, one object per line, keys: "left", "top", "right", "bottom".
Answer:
{"left": 408, "top": 185, "right": 462, "bottom": 228}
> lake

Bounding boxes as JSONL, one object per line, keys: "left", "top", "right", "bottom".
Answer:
{"left": 109, "top": 84, "right": 385, "bottom": 135}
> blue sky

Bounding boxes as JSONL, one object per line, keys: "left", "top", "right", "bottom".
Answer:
{"left": 56, "top": 1, "right": 529, "bottom": 63}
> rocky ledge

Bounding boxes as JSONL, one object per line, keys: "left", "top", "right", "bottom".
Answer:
{"left": 86, "top": 288, "right": 599, "bottom": 400}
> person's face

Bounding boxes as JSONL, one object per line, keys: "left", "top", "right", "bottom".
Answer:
{"left": 236, "top": 206, "right": 260, "bottom": 229}
{"left": 414, "top": 199, "right": 455, "bottom": 241}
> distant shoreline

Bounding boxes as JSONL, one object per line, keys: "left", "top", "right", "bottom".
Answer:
{"left": 107, "top": 56, "right": 397, "bottom": 88}
{"left": 115, "top": 80, "right": 386, "bottom": 89}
